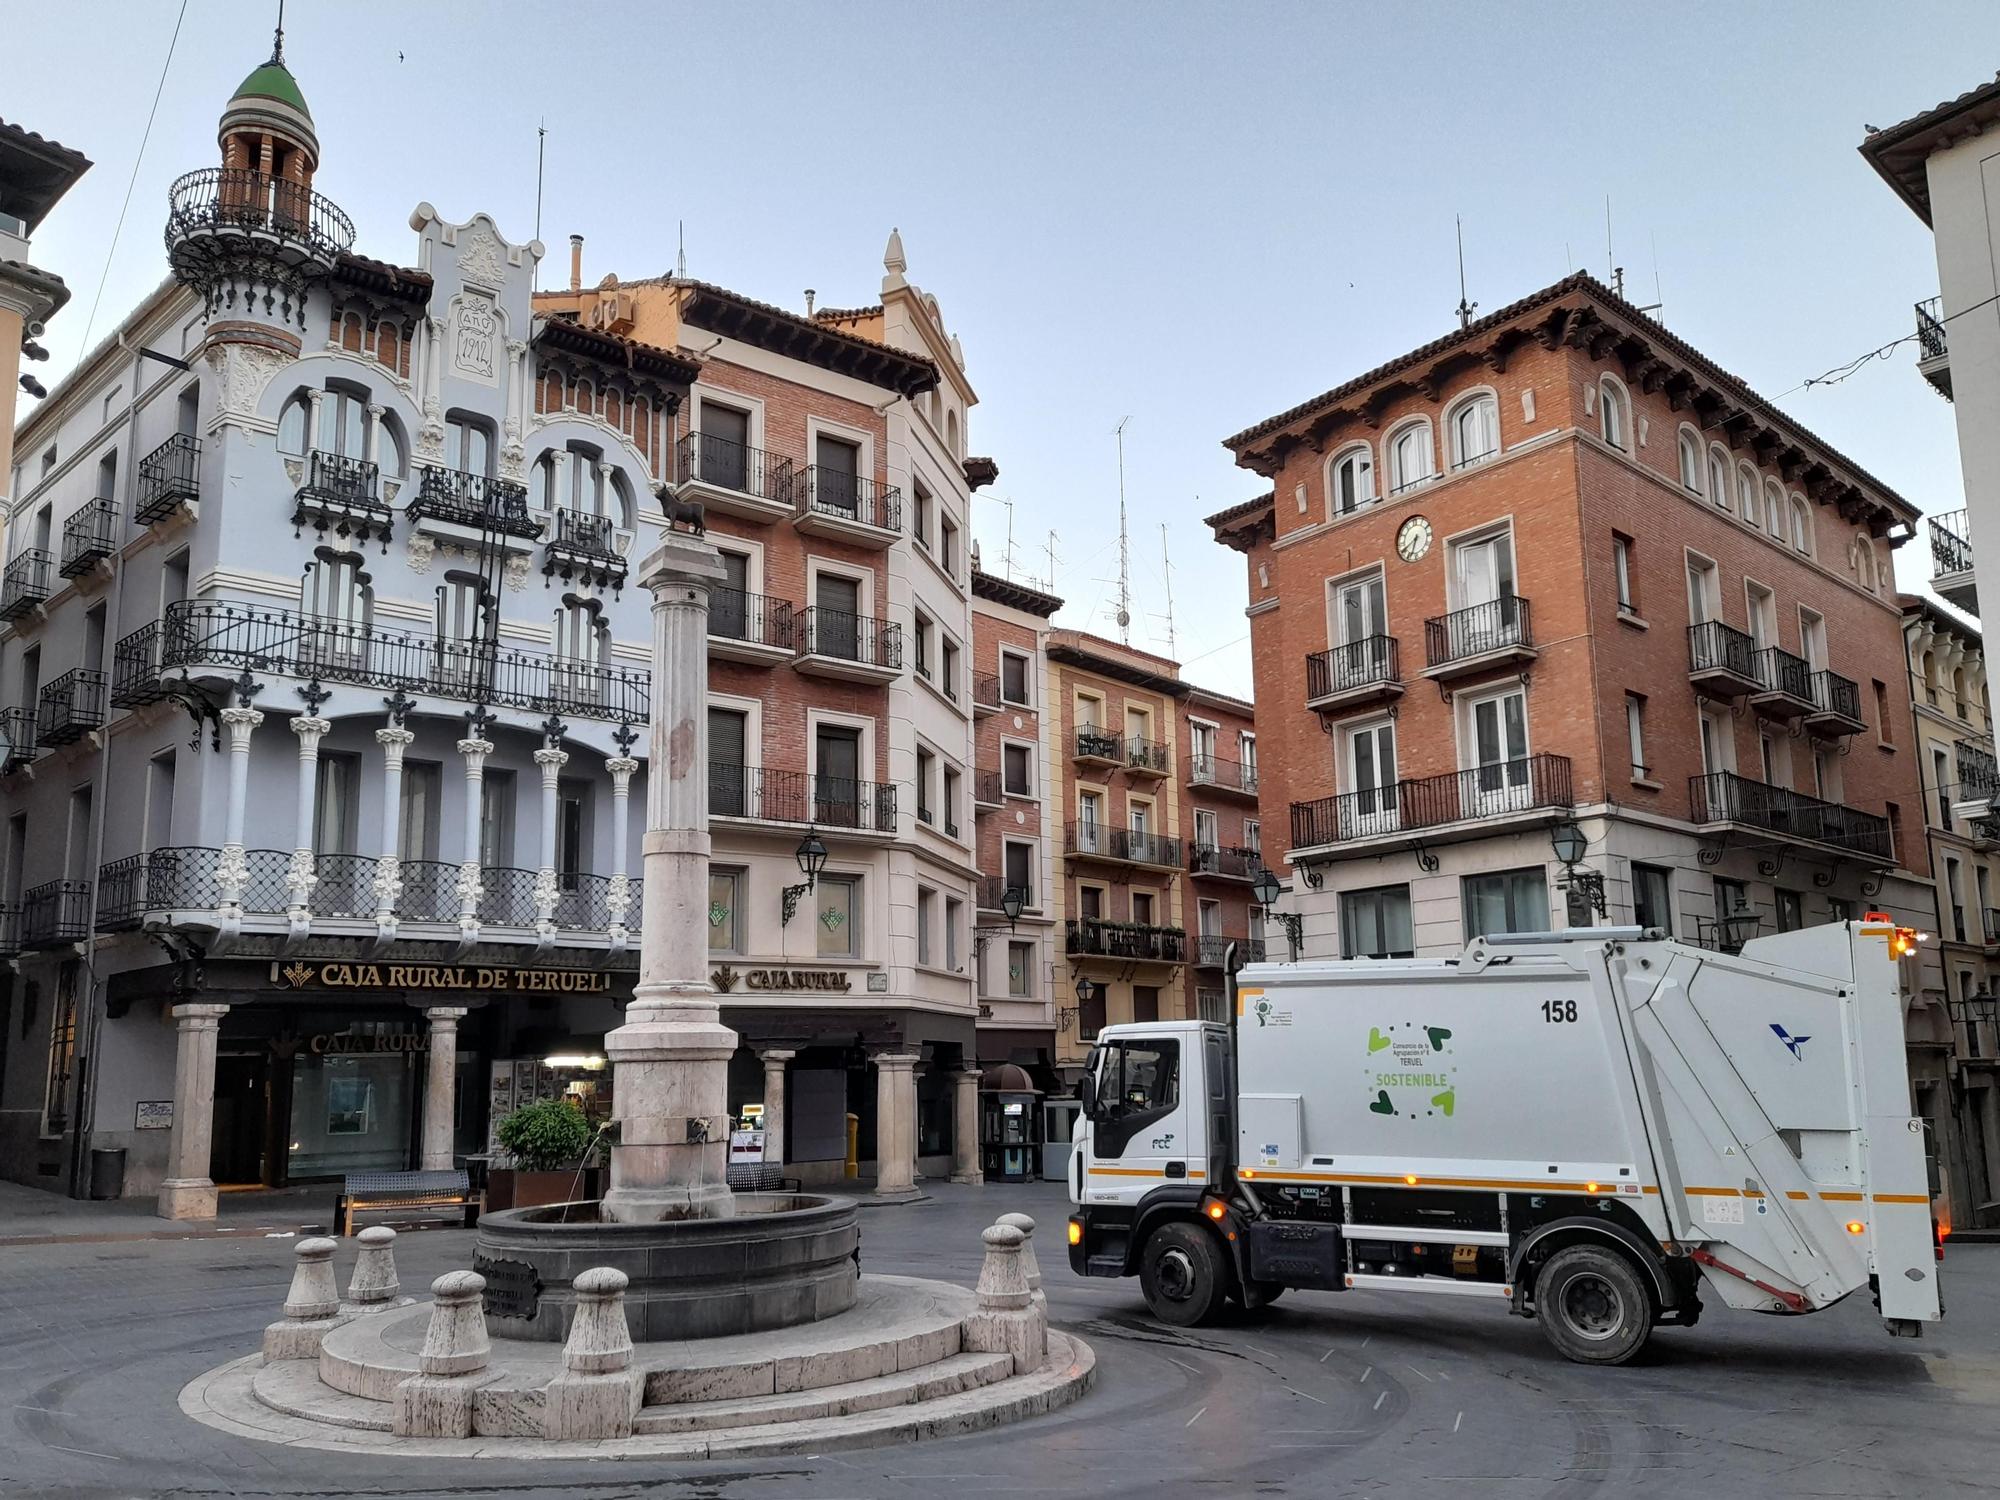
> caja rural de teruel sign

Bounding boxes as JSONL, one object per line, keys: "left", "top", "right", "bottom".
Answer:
{"left": 271, "top": 961, "right": 616, "bottom": 995}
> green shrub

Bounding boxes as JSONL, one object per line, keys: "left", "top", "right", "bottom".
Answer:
{"left": 495, "top": 1098, "right": 595, "bottom": 1172}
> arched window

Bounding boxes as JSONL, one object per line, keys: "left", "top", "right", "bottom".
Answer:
{"left": 1598, "top": 378, "right": 1627, "bottom": 450}
{"left": 1922, "top": 651, "right": 1938, "bottom": 704}
{"left": 1707, "top": 447, "right": 1731, "bottom": 510}
{"left": 946, "top": 408, "right": 961, "bottom": 460}
{"left": 1449, "top": 394, "right": 1499, "bottom": 469}
{"left": 1387, "top": 422, "right": 1433, "bottom": 494}
{"left": 1763, "top": 480, "right": 1787, "bottom": 539}
{"left": 1954, "top": 667, "right": 1969, "bottom": 718}
{"left": 277, "top": 391, "right": 309, "bottom": 458}
{"left": 1327, "top": 444, "right": 1374, "bottom": 516}
{"left": 563, "top": 444, "right": 604, "bottom": 515}
{"left": 607, "top": 468, "right": 635, "bottom": 530}
{"left": 324, "top": 384, "right": 368, "bottom": 458}
{"left": 1737, "top": 465, "right": 1760, "bottom": 527}
{"left": 376, "top": 411, "right": 408, "bottom": 480}
{"left": 444, "top": 412, "right": 493, "bottom": 477}
{"left": 1677, "top": 429, "right": 1702, "bottom": 492}
{"left": 1789, "top": 496, "right": 1811, "bottom": 555}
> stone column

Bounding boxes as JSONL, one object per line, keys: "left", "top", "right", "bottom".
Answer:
{"left": 601, "top": 531, "right": 734, "bottom": 1224}
{"left": 872, "top": 1052, "right": 920, "bottom": 1197}
{"left": 373, "top": 724, "right": 414, "bottom": 923}
{"left": 287, "top": 712, "right": 330, "bottom": 919}
{"left": 759, "top": 1049, "right": 795, "bottom": 1166}
{"left": 910, "top": 1059, "right": 929, "bottom": 1184}
{"left": 215, "top": 706, "right": 262, "bottom": 910}
{"left": 420, "top": 1007, "right": 467, "bottom": 1171}
{"left": 533, "top": 743, "right": 568, "bottom": 932}
{"left": 455, "top": 733, "right": 493, "bottom": 931}
{"left": 156, "top": 1003, "right": 230, "bottom": 1220}
{"left": 951, "top": 1067, "right": 984, "bottom": 1185}
{"left": 305, "top": 387, "right": 325, "bottom": 453}
{"left": 363, "top": 401, "right": 384, "bottom": 465}
{"left": 604, "top": 752, "right": 638, "bottom": 936}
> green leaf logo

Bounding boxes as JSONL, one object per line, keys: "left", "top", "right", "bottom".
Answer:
{"left": 1369, "top": 1090, "right": 1395, "bottom": 1115}
{"left": 1426, "top": 1026, "right": 1453, "bottom": 1052}
{"left": 1431, "top": 1089, "right": 1455, "bottom": 1118}
{"left": 1368, "top": 1026, "right": 1391, "bottom": 1053}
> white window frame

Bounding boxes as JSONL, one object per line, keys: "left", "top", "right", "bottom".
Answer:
{"left": 1737, "top": 464, "right": 1761, "bottom": 528}
{"left": 691, "top": 385, "right": 767, "bottom": 453}
{"left": 804, "top": 556, "right": 876, "bottom": 619}
{"left": 1626, "top": 692, "right": 1647, "bottom": 779}
{"left": 1325, "top": 441, "right": 1377, "bottom": 516}
{"left": 998, "top": 646, "right": 1033, "bottom": 706}
{"left": 1677, "top": 426, "right": 1703, "bottom": 493}
{"left": 1446, "top": 390, "right": 1500, "bottom": 471}
{"left": 1598, "top": 375, "right": 1629, "bottom": 451}
{"left": 1707, "top": 445, "right": 1732, "bottom": 511}
{"left": 1763, "top": 478, "right": 1788, "bottom": 540}
{"left": 1001, "top": 836, "right": 1040, "bottom": 910}
{"left": 1685, "top": 549, "right": 1719, "bottom": 624}
{"left": 803, "top": 415, "right": 877, "bottom": 501}
{"left": 1789, "top": 494, "right": 1812, "bottom": 556}
{"left": 1385, "top": 419, "right": 1435, "bottom": 495}
{"left": 1442, "top": 518, "right": 1517, "bottom": 613}
{"left": 1000, "top": 734, "right": 1038, "bottom": 800}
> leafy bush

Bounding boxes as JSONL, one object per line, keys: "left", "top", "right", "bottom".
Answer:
{"left": 495, "top": 1099, "right": 595, "bottom": 1172}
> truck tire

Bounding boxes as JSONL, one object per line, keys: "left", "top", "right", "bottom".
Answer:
{"left": 1535, "top": 1245, "right": 1653, "bottom": 1365}
{"left": 1140, "top": 1221, "right": 1230, "bottom": 1327}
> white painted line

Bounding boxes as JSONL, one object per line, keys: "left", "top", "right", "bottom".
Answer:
{"left": 1186, "top": 1406, "right": 1208, "bottom": 1428}
{"left": 1168, "top": 1356, "right": 1201, "bottom": 1374}
{"left": 1320, "top": 1348, "right": 1338, "bottom": 1363}
{"left": 1359, "top": 1365, "right": 1373, "bottom": 1383}
{"left": 1439, "top": 1370, "right": 1452, "bottom": 1381}
{"left": 1243, "top": 1344, "right": 1276, "bottom": 1357}
{"left": 1406, "top": 1364, "right": 1435, "bottom": 1383}
{"left": 1289, "top": 1388, "right": 1328, "bottom": 1406}
{"left": 1361, "top": 1335, "right": 1371, "bottom": 1348}
{"left": 1373, "top": 1390, "right": 1388, "bottom": 1411}
{"left": 1453, "top": 1410, "right": 1463, "bottom": 1433}
{"left": 44, "top": 1444, "right": 119, "bottom": 1461}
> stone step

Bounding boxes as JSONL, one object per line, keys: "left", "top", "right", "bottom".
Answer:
{"left": 632, "top": 1349, "right": 1015, "bottom": 1435}
{"left": 252, "top": 1357, "right": 394, "bottom": 1432}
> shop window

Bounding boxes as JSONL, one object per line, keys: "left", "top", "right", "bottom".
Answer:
{"left": 1463, "top": 867, "right": 1549, "bottom": 940}
{"left": 1341, "top": 884, "right": 1413, "bottom": 959}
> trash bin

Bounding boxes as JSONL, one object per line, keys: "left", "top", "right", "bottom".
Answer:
{"left": 89, "top": 1146, "right": 126, "bottom": 1201}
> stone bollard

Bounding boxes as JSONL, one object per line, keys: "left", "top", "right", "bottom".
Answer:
{"left": 262, "top": 1237, "right": 345, "bottom": 1360}
{"left": 345, "top": 1226, "right": 400, "bottom": 1310}
{"left": 961, "top": 1223, "right": 1046, "bottom": 1375}
{"left": 392, "top": 1271, "right": 491, "bottom": 1438}
{"left": 997, "top": 1212, "right": 1050, "bottom": 1356}
{"left": 543, "top": 1267, "right": 642, "bottom": 1440}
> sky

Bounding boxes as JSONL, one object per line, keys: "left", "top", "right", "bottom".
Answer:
{"left": 10, "top": 0, "right": 2000, "bottom": 698}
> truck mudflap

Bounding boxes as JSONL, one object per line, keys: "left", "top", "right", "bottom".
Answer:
{"left": 1507, "top": 1216, "right": 1701, "bottom": 1325}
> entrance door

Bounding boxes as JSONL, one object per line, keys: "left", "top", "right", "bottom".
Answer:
{"left": 210, "top": 1052, "right": 268, "bottom": 1186}
{"left": 1344, "top": 721, "right": 1399, "bottom": 836}
{"left": 1469, "top": 689, "right": 1530, "bottom": 815}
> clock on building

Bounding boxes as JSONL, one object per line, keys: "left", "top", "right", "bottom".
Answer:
{"left": 1395, "top": 515, "right": 1433, "bottom": 562}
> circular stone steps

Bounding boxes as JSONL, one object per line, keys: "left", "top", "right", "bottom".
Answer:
{"left": 631, "top": 1349, "right": 1014, "bottom": 1434}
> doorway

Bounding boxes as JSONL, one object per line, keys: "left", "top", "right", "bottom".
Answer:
{"left": 210, "top": 1052, "right": 270, "bottom": 1186}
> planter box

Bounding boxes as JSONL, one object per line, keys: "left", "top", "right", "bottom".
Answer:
{"left": 485, "top": 1166, "right": 601, "bottom": 1212}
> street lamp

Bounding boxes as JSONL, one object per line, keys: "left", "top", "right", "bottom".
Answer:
{"left": 1001, "top": 884, "right": 1025, "bottom": 930}
{"left": 1059, "top": 972, "right": 1100, "bottom": 1035}
{"left": 1549, "top": 819, "right": 1588, "bottom": 868}
{"left": 780, "top": 828, "right": 829, "bottom": 925}
{"left": 1251, "top": 864, "right": 1302, "bottom": 962}
{"left": 1550, "top": 818, "right": 1606, "bottom": 921}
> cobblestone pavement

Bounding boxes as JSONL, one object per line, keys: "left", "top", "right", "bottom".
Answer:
{"left": 2, "top": 1178, "right": 1997, "bottom": 1498}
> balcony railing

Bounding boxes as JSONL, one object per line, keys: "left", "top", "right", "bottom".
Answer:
{"left": 58, "top": 499, "right": 118, "bottom": 578}
{"left": 796, "top": 607, "right": 902, "bottom": 670}
{"left": 1751, "top": 645, "right": 1814, "bottom": 706}
{"left": 166, "top": 166, "right": 355, "bottom": 261}
{"left": 409, "top": 464, "right": 539, "bottom": 537}
{"left": 299, "top": 449, "right": 379, "bottom": 506}
{"left": 1073, "top": 726, "right": 1122, "bottom": 761}
{"left": 976, "top": 875, "right": 1035, "bottom": 913}
{"left": 36, "top": 668, "right": 106, "bottom": 748}
{"left": 1424, "top": 596, "right": 1532, "bottom": 668}
{"left": 710, "top": 587, "right": 795, "bottom": 651}
{"left": 1687, "top": 620, "right": 1756, "bottom": 683}
{"left": 1065, "top": 918, "right": 1187, "bottom": 963}
{"left": 21, "top": 879, "right": 91, "bottom": 949}
{"left": 972, "top": 673, "right": 1002, "bottom": 713}
{"left": 974, "top": 768, "right": 1003, "bottom": 807}
{"left": 708, "top": 763, "right": 898, "bottom": 833}
{"left": 548, "top": 507, "right": 620, "bottom": 560}
{"left": 1189, "top": 755, "right": 1258, "bottom": 796}
{"left": 798, "top": 467, "right": 901, "bottom": 533}
{"left": 1290, "top": 752, "right": 1574, "bottom": 850}
{"left": 675, "top": 432, "right": 793, "bottom": 507}
{"left": 135, "top": 433, "right": 201, "bottom": 525}
{"left": 161, "top": 600, "right": 649, "bottom": 722}
{"left": 1917, "top": 296, "right": 1948, "bottom": 362}
{"left": 1689, "top": 771, "right": 1893, "bottom": 861}
{"left": 0, "top": 549, "right": 52, "bottom": 620}
{"left": 1931, "top": 509, "right": 1974, "bottom": 580}
{"left": 1190, "top": 843, "right": 1260, "bottom": 879}
{"left": 111, "top": 623, "right": 171, "bottom": 708}
{"left": 1065, "top": 821, "right": 1183, "bottom": 868}
{"left": 1959, "top": 741, "right": 1999, "bottom": 803}
{"left": 1306, "top": 636, "right": 1400, "bottom": 704}
{"left": 1195, "top": 934, "right": 1266, "bottom": 967}
{"left": 1126, "top": 735, "right": 1170, "bottom": 775}
{"left": 0, "top": 706, "right": 37, "bottom": 771}
{"left": 1808, "top": 669, "right": 1863, "bottom": 728}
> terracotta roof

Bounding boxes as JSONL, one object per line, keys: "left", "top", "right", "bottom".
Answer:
{"left": 1222, "top": 271, "right": 1920, "bottom": 529}
{"left": 533, "top": 314, "right": 702, "bottom": 387}
{"left": 1186, "top": 683, "right": 1255, "bottom": 717}
{"left": 813, "top": 304, "right": 881, "bottom": 322}
{"left": 673, "top": 279, "right": 937, "bottom": 397}
{"left": 971, "top": 568, "right": 1062, "bottom": 617}
{"left": 0, "top": 117, "right": 92, "bottom": 234}
{"left": 1202, "top": 491, "right": 1273, "bottom": 529}
{"left": 332, "top": 251, "right": 430, "bottom": 300}
{"left": 1858, "top": 73, "right": 2000, "bottom": 225}
{"left": 1900, "top": 590, "right": 1980, "bottom": 645}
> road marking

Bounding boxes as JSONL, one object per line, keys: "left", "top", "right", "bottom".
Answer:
{"left": 1361, "top": 1336, "right": 1371, "bottom": 1348}
{"left": 1186, "top": 1406, "right": 1207, "bottom": 1428}
{"left": 1454, "top": 1410, "right": 1463, "bottom": 1433}
{"left": 1360, "top": 1366, "right": 1373, "bottom": 1383}
{"left": 1407, "top": 1364, "right": 1435, "bottom": 1383}
{"left": 1168, "top": 1357, "right": 1201, "bottom": 1374}
{"left": 1373, "top": 1390, "right": 1388, "bottom": 1411}
{"left": 1289, "top": 1388, "right": 1328, "bottom": 1405}
{"left": 1320, "top": 1348, "right": 1338, "bottom": 1363}
{"left": 43, "top": 1444, "right": 119, "bottom": 1461}
{"left": 1243, "top": 1344, "right": 1275, "bottom": 1357}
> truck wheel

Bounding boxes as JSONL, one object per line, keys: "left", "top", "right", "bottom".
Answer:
{"left": 1141, "top": 1222, "right": 1229, "bottom": 1327}
{"left": 1535, "top": 1245, "right": 1653, "bottom": 1365}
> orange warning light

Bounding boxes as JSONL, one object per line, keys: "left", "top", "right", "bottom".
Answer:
{"left": 1846, "top": 1221, "right": 1866, "bottom": 1235}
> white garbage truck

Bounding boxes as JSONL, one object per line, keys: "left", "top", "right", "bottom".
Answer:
{"left": 1066, "top": 922, "right": 1943, "bottom": 1364}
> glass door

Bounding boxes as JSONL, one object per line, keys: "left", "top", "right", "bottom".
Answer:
{"left": 1335, "top": 574, "right": 1389, "bottom": 685}
{"left": 1344, "top": 721, "right": 1399, "bottom": 836}
{"left": 1470, "top": 690, "right": 1530, "bottom": 815}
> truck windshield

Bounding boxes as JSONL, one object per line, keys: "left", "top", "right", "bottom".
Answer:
{"left": 1100, "top": 1040, "right": 1178, "bottom": 1118}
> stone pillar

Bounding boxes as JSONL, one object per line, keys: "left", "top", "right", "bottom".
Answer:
{"left": 543, "top": 1267, "right": 639, "bottom": 1440}
{"left": 601, "top": 531, "right": 735, "bottom": 1224}
{"left": 363, "top": 402, "right": 384, "bottom": 465}
{"left": 373, "top": 724, "right": 414, "bottom": 923}
{"left": 287, "top": 712, "right": 330, "bottom": 919}
{"left": 604, "top": 753, "right": 638, "bottom": 936}
{"left": 305, "top": 387, "right": 325, "bottom": 453}
{"left": 263, "top": 1236, "right": 344, "bottom": 1359}
{"left": 156, "top": 1003, "right": 229, "bottom": 1220}
{"left": 393, "top": 1271, "right": 490, "bottom": 1438}
{"left": 215, "top": 707, "right": 262, "bottom": 910}
{"left": 962, "top": 1222, "right": 1046, "bottom": 1374}
{"left": 759, "top": 1049, "right": 795, "bottom": 1166}
{"left": 533, "top": 743, "right": 568, "bottom": 931}
{"left": 347, "top": 1225, "right": 400, "bottom": 1309}
{"left": 872, "top": 1052, "right": 920, "bottom": 1197}
{"left": 420, "top": 1007, "right": 467, "bottom": 1170}
{"left": 951, "top": 1068, "right": 984, "bottom": 1185}
{"left": 997, "top": 1211, "right": 1049, "bottom": 1353}
{"left": 455, "top": 734, "right": 493, "bottom": 931}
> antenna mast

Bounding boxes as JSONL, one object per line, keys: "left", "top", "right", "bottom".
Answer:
{"left": 1113, "top": 417, "right": 1133, "bottom": 645}
{"left": 1044, "top": 530, "right": 1060, "bottom": 595}
{"left": 676, "top": 221, "right": 687, "bottom": 280}
{"left": 1159, "top": 523, "right": 1177, "bottom": 657}
{"left": 1455, "top": 215, "right": 1477, "bottom": 330}
{"left": 534, "top": 121, "right": 546, "bottom": 243}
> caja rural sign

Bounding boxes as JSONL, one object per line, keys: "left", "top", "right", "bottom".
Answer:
{"left": 271, "top": 961, "right": 616, "bottom": 995}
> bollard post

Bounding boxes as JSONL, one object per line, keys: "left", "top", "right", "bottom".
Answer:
{"left": 543, "top": 1267, "right": 641, "bottom": 1439}
{"left": 393, "top": 1271, "right": 491, "bottom": 1437}
{"left": 997, "top": 1212, "right": 1050, "bottom": 1356}
{"left": 346, "top": 1225, "right": 400, "bottom": 1310}
{"left": 262, "top": 1237, "right": 345, "bottom": 1360}
{"left": 961, "top": 1223, "right": 1045, "bottom": 1374}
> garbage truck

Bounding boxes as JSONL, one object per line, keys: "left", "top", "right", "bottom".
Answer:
{"left": 1065, "top": 922, "right": 1943, "bottom": 1364}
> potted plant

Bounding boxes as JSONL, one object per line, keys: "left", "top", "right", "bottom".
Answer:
{"left": 487, "top": 1098, "right": 602, "bottom": 1211}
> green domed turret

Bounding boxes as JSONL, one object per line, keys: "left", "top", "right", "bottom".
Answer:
{"left": 229, "top": 59, "right": 311, "bottom": 121}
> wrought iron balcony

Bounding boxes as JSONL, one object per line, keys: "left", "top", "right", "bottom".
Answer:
{"left": 1190, "top": 843, "right": 1260, "bottom": 880}
{"left": 1065, "top": 918, "right": 1187, "bottom": 963}
{"left": 674, "top": 432, "right": 794, "bottom": 519}
{"left": 1125, "top": 736, "right": 1170, "bottom": 777}
{"left": 1423, "top": 596, "right": 1534, "bottom": 675}
{"left": 1749, "top": 645, "right": 1815, "bottom": 717}
{"left": 161, "top": 600, "right": 649, "bottom": 722}
{"left": 21, "top": 879, "right": 91, "bottom": 949}
{"left": 166, "top": 166, "right": 354, "bottom": 264}
{"left": 0, "top": 706, "right": 36, "bottom": 772}
{"left": 796, "top": 467, "right": 901, "bottom": 539}
{"left": 973, "top": 769, "right": 1003, "bottom": 808}
{"left": 708, "top": 763, "right": 899, "bottom": 833}
{"left": 1960, "top": 740, "right": 1999, "bottom": 804}
{"left": 972, "top": 673, "right": 1002, "bottom": 715}
{"left": 1306, "top": 636, "right": 1401, "bottom": 712}
{"left": 1073, "top": 726, "right": 1122, "bottom": 763}
{"left": 1688, "top": 771, "right": 1893, "bottom": 863}
{"left": 976, "top": 875, "right": 1035, "bottom": 913}
{"left": 1930, "top": 508, "right": 1975, "bottom": 613}
{"left": 135, "top": 433, "right": 200, "bottom": 525}
{"left": 36, "top": 668, "right": 106, "bottom": 748}
{"left": 111, "top": 623, "right": 171, "bottom": 708}
{"left": 1195, "top": 934, "right": 1266, "bottom": 967}
{"left": 1806, "top": 668, "right": 1865, "bottom": 734}
{"left": 1290, "top": 752, "right": 1574, "bottom": 852}
{"left": 1687, "top": 620, "right": 1759, "bottom": 693}
{"left": 545, "top": 508, "right": 626, "bottom": 590}
{"left": 795, "top": 606, "right": 902, "bottom": 678}
{"left": 409, "top": 464, "right": 539, "bottom": 538}
{"left": 58, "top": 499, "right": 118, "bottom": 578}
{"left": 1916, "top": 296, "right": 1951, "bottom": 400}
{"left": 294, "top": 449, "right": 390, "bottom": 546}
{"left": 1065, "top": 820, "right": 1183, "bottom": 869}
{"left": 1985, "top": 907, "right": 2000, "bottom": 947}
{"left": 0, "top": 549, "right": 52, "bottom": 620}
{"left": 709, "top": 587, "right": 795, "bottom": 662}
{"left": 0, "top": 901, "right": 19, "bottom": 958}
{"left": 1189, "top": 755, "right": 1258, "bottom": 797}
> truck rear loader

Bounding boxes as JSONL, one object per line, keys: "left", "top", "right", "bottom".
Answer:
{"left": 1066, "top": 922, "right": 1944, "bottom": 1364}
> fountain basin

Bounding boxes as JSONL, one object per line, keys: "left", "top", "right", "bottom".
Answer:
{"left": 473, "top": 1193, "right": 860, "bottom": 1342}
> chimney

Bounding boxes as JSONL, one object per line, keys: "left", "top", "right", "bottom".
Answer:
{"left": 804, "top": 288, "right": 816, "bottom": 317}
{"left": 569, "top": 234, "right": 583, "bottom": 294}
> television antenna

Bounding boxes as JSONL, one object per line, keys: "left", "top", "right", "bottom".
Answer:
{"left": 1113, "top": 416, "right": 1133, "bottom": 644}
{"left": 1455, "top": 215, "right": 1476, "bottom": 330}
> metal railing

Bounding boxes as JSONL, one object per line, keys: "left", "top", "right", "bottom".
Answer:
{"left": 710, "top": 587, "right": 795, "bottom": 651}
{"left": 1960, "top": 740, "right": 2000, "bottom": 803}
{"left": 675, "top": 431, "right": 793, "bottom": 506}
{"left": 708, "top": 763, "right": 899, "bottom": 832}
{"left": 160, "top": 599, "right": 650, "bottom": 722}
{"left": 399, "top": 860, "right": 460, "bottom": 922}
{"left": 21, "top": 879, "right": 92, "bottom": 949}
{"left": 1424, "top": 595, "right": 1532, "bottom": 667}
{"left": 36, "top": 668, "right": 106, "bottom": 748}
{"left": 0, "top": 706, "right": 38, "bottom": 770}
{"left": 1290, "top": 752, "right": 1573, "bottom": 849}
{"left": 136, "top": 433, "right": 200, "bottom": 525}
{"left": 111, "top": 623, "right": 171, "bottom": 708}
{"left": 549, "top": 508, "right": 619, "bottom": 559}
{"left": 58, "top": 500, "right": 118, "bottom": 578}
{"left": 166, "top": 167, "right": 355, "bottom": 260}
{"left": 0, "top": 902, "right": 21, "bottom": 957}
{"left": 1065, "top": 919, "right": 1187, "bottom": 963}
{"left": 1751, "top": 645, "right": 1813, "bottom": 704}
{"left": 299, "top": 449, "right": 379, "bottom": 506}
{"left": 974, "top": 768, "right": 1003, "bottom": 806}
{"left": 1306, "top": 636, "right": 1399, "bottom": 701}
{"left": 1931, "top": 509, "right": 1974, "bottom": 579}
{"left": 409, "top": 464, "right": 538, "bottom": 537}
{"left": 1190, "top": 843, "right": 1260, "bottom": 879}
{"left": 797, "top": 606, "right": 902, "bottom": 669}
{"left": 1688, "top": 771, "right": 1893, "bottom": 861}
{"left": 1809, "top": 669, "right": 1862, "bottom": 724}
{"left": 1126, "top": 735, "right": 1170, "bottom": 774}
{"left": 797, "top": 467, "right": 901, "bottom": 533}
{"left": 972, "top": 673, "right": 1002, "bottom": 712}
{"left": 1917, "top": 296, "right": 1948, "bottom": 362}
{"left": 1687, "top": 620, "right": 1756, "bottom": 681}
{"left": 976, "top": 875, "right": 1034, "bottom": 912}
{"left": 1189, "top": 755, "right": 1258, "bottom": 795}
{"left": 0, "top": 549, "right": 52, "bottom": 620}
{"left": 1073, "top": 726, "right": 1122, "bottom": 760}
{"left": 1064, "top": 820, "right": 1184, "bottom": 868}
{"left": 308, "top": 854, "right": 378, "bottom": 919}
{"left": 476, "top": 866, "right": 540, "bottom": 926}
{"left": 1195, "top": 934, "right": 1266, "bottom": 967}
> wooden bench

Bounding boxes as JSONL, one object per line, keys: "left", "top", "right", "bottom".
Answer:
{"left": 335, "top": 1168, "right": 478, "bottom": 1235}
{"left": 725, "top": 1163, "right": 802, "bottom": 1193}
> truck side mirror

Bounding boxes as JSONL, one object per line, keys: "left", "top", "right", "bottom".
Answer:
{"left": 1078, "top": 1075, "right": 1098, "bottom": 1119}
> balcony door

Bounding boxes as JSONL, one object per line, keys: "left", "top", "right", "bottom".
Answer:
{"left": 1128, "top": 802, "right": 1152, "bottom": 863}
{"left": 814, "top": 434, "right": 860, "bottom": 516}
{"left": 813, "top": 573, "right": 861, "bottom": 660}
{"left": 1746, "top": 583, "right": 1778, "bottom": 651}
{"left": 1077, "top": 790, "right": 1103, "bottom": 855}
{"left": 1799, "top": 608, "right": 1827, "bottom": 673}
{"left": 815, "top": 723, "right": 862, "bottom": 827}
{"left": 699, "top": 402, "right": 751, "bottom": 492}
{"left": 712, "top": 551, "right": 750, "bottom": 641}
{"left": 1189, "top": 720, "right": 1216, "bottom": 779}
{"left": 301, "top": 552, "right": 369, "bottom": 675}
{"left": 1343, "top": 720, "right": 1399, "bottom": 836}
{"left": 435, "top": 573, "right": 492, "bottom": 692}
{"left": 1452, "top": 532, "right": 1518, "bottom": 651}
{"left": 709, "top": 708, "right": 747, "bottom": 817}
{"left": 1193, "top": 808, "right": 1218, "bottom": 861}
{"left": 1334, "top": 572, "right": 1389, "bottom": 684}
{"left": 1468, "top": 688, "right": 1529, "bottom": 815}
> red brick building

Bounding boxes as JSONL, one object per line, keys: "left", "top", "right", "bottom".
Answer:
{"left": 1209, "top": 273, "right": 1935, "bottom": 965}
